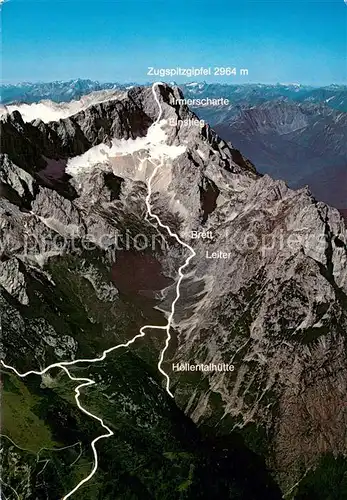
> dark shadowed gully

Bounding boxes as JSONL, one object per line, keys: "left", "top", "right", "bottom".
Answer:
{"left": 111, "top": 250, "right": 173, "bottom": 294}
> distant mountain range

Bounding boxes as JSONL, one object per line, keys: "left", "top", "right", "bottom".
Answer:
{"left": 177, "top": 83, "right": 346, "bottom": 213}
{"left": 1, "top": 79, "right": 133, "bottom": 105}
{"left": 212, "top": 100, "right": 347, "bottom": 209}
{"left": 2, "top": 79, "right": 347, "bottom": 111}
{"left": 1, "top": 79, "right": 346, "bottom": 213}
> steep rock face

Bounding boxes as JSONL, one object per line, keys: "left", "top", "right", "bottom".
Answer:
{"left": 0, "top": 95, "right": 152, "bottom": 169}
{"left": 0, "top": 83, "right": 346, "bottom": 497}
{"left": 170, "top": 181, "right": 347, "bottom": 489}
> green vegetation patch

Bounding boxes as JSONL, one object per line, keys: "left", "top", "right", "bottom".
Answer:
{"left": 1, "top": 372, "right": 58, "bottom": 453}
{"left": 294, "top": 453, "right": 347, "bottom": 500}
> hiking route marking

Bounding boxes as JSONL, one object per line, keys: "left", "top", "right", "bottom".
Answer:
{"left": 0, "top": 82, "right": 196, "bottom": 499}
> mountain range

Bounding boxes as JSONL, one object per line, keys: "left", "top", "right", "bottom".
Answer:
{"left": 212, "top": 100, "right": 347, "bottom": 210}
{"left": 2, "top": 79, "right": 346, "bottom": 218}
{"left": 2, "top": 80, "right": 347, "bottom": 112}
{"left": 1, "top": 83, "right": 347, "bottom": 498}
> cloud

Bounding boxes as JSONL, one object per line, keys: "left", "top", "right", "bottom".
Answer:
{"left": 1, "top": 90, "right": 124, "bottom": 123}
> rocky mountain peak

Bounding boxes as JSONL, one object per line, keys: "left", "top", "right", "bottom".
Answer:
{"left": 1, "top": 83, "right": 347, "bottom": 497}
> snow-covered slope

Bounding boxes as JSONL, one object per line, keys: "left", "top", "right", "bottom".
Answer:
{"left": 1, "top": 88, "right": 126, "bottom": 123}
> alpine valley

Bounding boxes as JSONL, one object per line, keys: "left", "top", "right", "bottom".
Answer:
{"left": 1, "top": 82, "right": 347, "bottom": 499}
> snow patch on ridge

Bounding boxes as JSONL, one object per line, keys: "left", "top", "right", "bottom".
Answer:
{"left": 2, "top": 89, "right": 125, "bottom": 123}
{"left": 66, "top": 119, "right": 186, "bottom": 178}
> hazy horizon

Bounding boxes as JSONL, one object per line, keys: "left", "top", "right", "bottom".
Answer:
{"left": 2, "top": 79, "right": 346, "bottom": 88}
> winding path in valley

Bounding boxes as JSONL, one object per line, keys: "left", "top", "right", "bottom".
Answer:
{"left": 0, "top": 82, "right": 196, "bottom": 499}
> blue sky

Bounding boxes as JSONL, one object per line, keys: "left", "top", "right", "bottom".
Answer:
{"left": 2, "top": 0, "right": 346, "bottom": 85}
